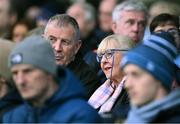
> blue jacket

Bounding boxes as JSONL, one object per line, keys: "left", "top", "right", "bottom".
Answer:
{"left": 3, "top": 68, "right": 101, "bottom": 123}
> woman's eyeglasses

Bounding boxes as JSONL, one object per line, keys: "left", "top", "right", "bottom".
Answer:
{"left": 96, "top": 49, "right": 129, "bottom": 62}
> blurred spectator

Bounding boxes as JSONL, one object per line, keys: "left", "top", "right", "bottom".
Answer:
{"left": 67, "top": 2, "right": 99, "bottom": 56}
{"left": 98, "top": 0, "right": 116, "bottom": 36}
{"left": 144, "top": 0, "right": 180, "bottom": 41}
{"left": 43, "top": 14, "right": 100, "bottom": 98}
{"left": 25, "top": 6, "right": 41, "bottom": 23}
{"left": 0, "top": 39, "right": 16, "bottom": 98}
{"left": 8, "top": 19, "right": 36, "bottom": 43}
{"left": 67, "top": 1, "right": 103, "bottom": 78}
{"left": 0, "top": 0, "right": 17, "bottom": 38}
{"left": 26, "top": 26, "right": 44, "bottom": 37}
{"left": 89, "top": 34, "right": 135, "bottom": 122}
{"left": 149, "top": 1, "right": 180, "bottom": 24}
{"left": 121, "top": 32, "right": 180, "bottom": 123}
{"left": 112, "top": 0, "right": 148, "bottom": 43}
{"left": 150, "top": 13, "right": 180, "bottom": 53}
{"left": 0, "top": 39, "right": 22, "bottom": 121}
{"left": 3, "top": 35, "right": 102, "bottom": 123}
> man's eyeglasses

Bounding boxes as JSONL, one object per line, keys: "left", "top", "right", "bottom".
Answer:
{"left": 96, "top": 49, "right": 129, "bottom": 62}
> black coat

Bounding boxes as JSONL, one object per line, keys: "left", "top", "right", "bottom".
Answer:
{"left": 67, "top": 54, "right": 101, "bottom": 99}
{"left": 152, "top": 104, "right": 180, "bottom": 123}
{"left": 100, "top": 88, "right": 130, "bottom": 123}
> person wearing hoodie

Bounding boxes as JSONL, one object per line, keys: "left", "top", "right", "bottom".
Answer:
{"left": 121, "top": 32, "right": 180, "bottom": 123}
{"left": 3, "top": 35, "right": 101, "bottom": 123}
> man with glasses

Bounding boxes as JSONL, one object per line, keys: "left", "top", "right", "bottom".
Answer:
{"left": 43, "top": 14, "right": 100, "bottom": 98}
{"left": 88, "top": 34, "right": 135, "bottom": 122}
{"left": 150, "top": 13, "right": 180, "bottom": 53}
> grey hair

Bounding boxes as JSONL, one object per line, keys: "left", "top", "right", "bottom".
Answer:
{"left": 45, "top": 14, "right": 80, "bottom": 41}
{"left": 67, "top": 2, "right": 96, "bottom": 22}
{"left": 112, "top": 0, "right": 148, "bottom": 22}
{"left": 82, "top": 2, "right": 96, "bottom": 22}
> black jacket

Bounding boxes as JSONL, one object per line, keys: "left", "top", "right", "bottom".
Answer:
{"left": 67, "top": 54, "right": 100, "bottom": 98}
{"left": 100, "top": 88, "right": 130, "bottom": 123}
{"left": 152, "top": 104, "right": 180, "bottom": 123}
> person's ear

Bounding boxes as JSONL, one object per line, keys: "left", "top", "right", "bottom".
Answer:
{"left": 74, "top": 40, "right": 82, "bottom": 54}
{"left": 111, "top": 22, "right": 117, "bottom": 33}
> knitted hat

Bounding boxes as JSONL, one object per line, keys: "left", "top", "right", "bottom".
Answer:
{"left": 0, "top": 39, "right": 16, "bottom": 79}
{"left": 9, "top": 35, "right": 57, "bottom": 76}
{"left": 121, "top": 32, "right": 178, "bottom": 90}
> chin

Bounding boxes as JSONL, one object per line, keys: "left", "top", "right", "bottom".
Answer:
{"left": 56, "top": 61, "right": 64, "bottom": 66}
{"left": 105, "top": 73, "right": 110, "bottom": 79}
{"left": 20, "top": 91, "right": 35, "bottom": 100}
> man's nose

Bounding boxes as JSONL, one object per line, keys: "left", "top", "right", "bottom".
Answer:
{"left": 132, "top": 23, "right": 139, "bottom": 32}
{"left": 53, "top": 40, "right": 63, "bottom": 52}
{"left": 15, "top": 72, "right": 26, "bottom": 85}
{"left": 124, "top": 76, "right": 133, "bottom": 90}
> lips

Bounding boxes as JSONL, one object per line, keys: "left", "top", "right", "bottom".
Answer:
{"left": 54, "top": 51, "right": 64, "bottom": 61}
{"left": 104, "top": 66, "right": 112, "bottom": 71}
{"left": 55, "top": 56, "right": 63, "bottom": 61}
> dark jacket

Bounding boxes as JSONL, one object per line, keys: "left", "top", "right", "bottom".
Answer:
{"left": 67, "top": 54, "right": 101, "bottom": 98}
{"left": 152, "top": 104, "right": 180, "bottom": 123}
{"left": 0, "top": 89, "right": 22, "bottom": 122}
{"left": 3, "top": 68, "right": 102, "bottom": 123}
{"left": 100, "top": 88, "right": 130, "bottom": 123}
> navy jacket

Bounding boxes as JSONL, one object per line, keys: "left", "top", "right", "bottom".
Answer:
{"left": 3, "top": 68, "right": 101, "bottom": 123}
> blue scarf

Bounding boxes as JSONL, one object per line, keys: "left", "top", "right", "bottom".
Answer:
{"left": 125, "top": 89, "right": 180, "bottom": 123}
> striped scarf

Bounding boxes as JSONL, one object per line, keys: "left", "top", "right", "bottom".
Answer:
{"left": 88, "top": 77, "right": 126, "bottom": 113}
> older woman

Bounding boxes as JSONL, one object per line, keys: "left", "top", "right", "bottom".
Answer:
{"left": 88, "top": 34, "right": 135, "bottom": 118}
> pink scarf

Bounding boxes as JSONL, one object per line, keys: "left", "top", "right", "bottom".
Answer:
{"left": 88, "top": 77, "right": 126, "bottom": 113}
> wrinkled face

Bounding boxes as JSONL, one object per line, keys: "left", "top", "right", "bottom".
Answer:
{"left": 123, "top": 64, "right": 161, "bottom": 107}
{"left": 67, "top": 4, "right": 87, "bottom": 33}
{"left": 112, "top": 11, "right": 146, "bottom": 43}
{"left": 99, "top": 0, "right": 115, "bottom": 32}
{"left": 12, "top": 24, "right": 28, "bottom": 43}
{"left": 98, "top": 42, "right": 124, "bottom": 82}
{"left": 44, "top": 21, "right": 81, "bottom": 66}
{"left": 154, "top": 24, "right": 180, "bottom": 49}
{"left": 11, "top": 64, "right": 51, "bottom": 101}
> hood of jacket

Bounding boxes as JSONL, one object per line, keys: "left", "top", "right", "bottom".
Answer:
{"left": 24, "top": 66, "right": 86, "bottom": 109}
{"left": 45, "top": 66, "right": 86, "bottom": 106}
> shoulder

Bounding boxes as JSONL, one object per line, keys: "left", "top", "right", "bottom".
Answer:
{"left": 55, "top": 99, "right": 102, "bottom": 122}
{"left": 3, "top": 104, "right": 28, "bottom": 123}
